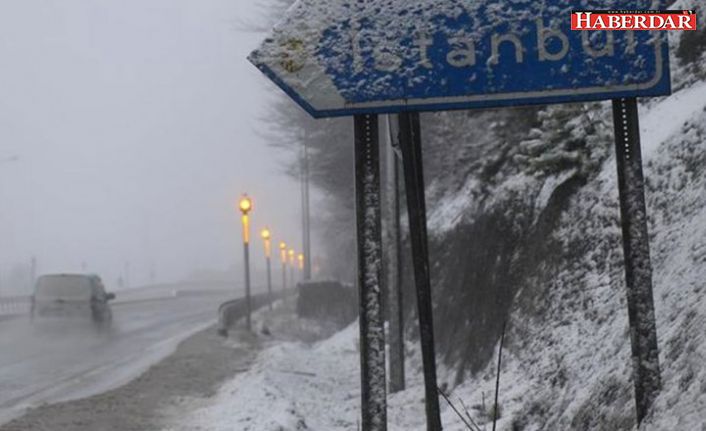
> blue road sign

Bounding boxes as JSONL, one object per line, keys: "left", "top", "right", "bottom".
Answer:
{"left": 249, "top": 0, "right": 671, "bottom": 118}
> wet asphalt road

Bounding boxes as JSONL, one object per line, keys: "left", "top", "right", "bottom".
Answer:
{"left": 0, "top": 288, "right": 235, "bottom": 424}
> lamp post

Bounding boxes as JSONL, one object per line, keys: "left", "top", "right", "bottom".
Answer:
{"left": 261, "top": 228, "right": 273, "bottom": 310}
{"left": 288, "top": 248, "right": 296, "bottom": 288}
{"left": 279, "top": 241, "right": 288, "bottom": 291}
{"left": 297, "top": 253, "right": 305, "bottom": 282}
{"left": 239, "top": 194, "right": 253, "bottom": 331}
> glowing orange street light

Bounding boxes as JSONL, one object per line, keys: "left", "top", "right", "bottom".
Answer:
{"left": 239, "top": 195, "right": 253, "bottom": 243}
{"left": 238, "top": 194, "right": 253, "bottom": 331}
{"left": 239, "top": 195, "right": 252, "bottom": 214}
{"left": 261, "top": 228, "right": 272, "bottom": 257}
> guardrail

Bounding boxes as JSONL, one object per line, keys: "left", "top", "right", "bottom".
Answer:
{"left": 110, "top": 282, "right": 234, "bottom": 306}
{"left": 217, "top": 290, "right": 293, "bottom": 336}
{"left": 216, "top": 282, "right": 357, "bottom": 336}
{"left": 0, "top": 295, "right": 31, "bottom": 317}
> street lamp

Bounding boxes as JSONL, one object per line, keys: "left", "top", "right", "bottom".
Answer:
{"left": 279, "top": 241, "right": 288, "bottom": 291}
{"left": 239, "top": 194, "right": 253, "bottom": 331}
{"left": 288, "top": 248, "right": 296, "bottom": 288}
{"left": 297, "top": 253, "right": 305, "bottom": 282}
{"left": 261, "top": 228, "right": 273, "bottom": 310}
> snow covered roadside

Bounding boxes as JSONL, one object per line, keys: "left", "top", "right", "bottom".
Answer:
{"left": 162, "top": 319, "right": 444, "bottom": 431}
{"left": 159, "top": 298, "right": 370, "bottom": 431}
{"left": 163, "top": 324, "right": 361, "bottom": 430}
{"left": 163, "top": 306, "right": 533, "bottom": 431}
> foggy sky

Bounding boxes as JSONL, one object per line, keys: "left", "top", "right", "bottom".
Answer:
{"left": 0, "top": 1, "right": 305, "bottom": 291}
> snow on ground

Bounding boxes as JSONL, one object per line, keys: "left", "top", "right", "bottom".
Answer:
{"left": 427, "top": 177, "right": 480, "bottom": 235}
{"left": 165, "top": 324, "right": 362, "bottom": 431}
{"left": 163, "top": 318, "right": 449, "bottom": 431}
{"left": 640, "top": 80, "right": 706, "bottom": 158}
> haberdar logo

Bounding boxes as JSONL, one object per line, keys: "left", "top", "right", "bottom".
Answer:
{"left": 571, "top": 10, "right": 697, "bottom": 31}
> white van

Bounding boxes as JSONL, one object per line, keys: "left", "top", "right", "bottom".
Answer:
{"left": 31, "top": 274, "right": 115, "bottom": 327}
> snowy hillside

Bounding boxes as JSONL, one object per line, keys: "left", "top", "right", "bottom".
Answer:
{"left": 433, "top": 81, "right": 706, "bottom": 430}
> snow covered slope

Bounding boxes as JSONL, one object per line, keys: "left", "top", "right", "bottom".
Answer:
{"left": 438, "top": 82, "right": 706, "bottom": 430}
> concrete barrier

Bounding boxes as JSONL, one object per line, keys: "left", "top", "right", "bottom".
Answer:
{"left": 296, "top": 281, "right": 357, "bottom": 326}
{"left": 217, "top": 281, "right": 357, "bottom": 336}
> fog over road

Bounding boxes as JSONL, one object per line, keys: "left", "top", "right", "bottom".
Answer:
{"left": 0, "top": 287, "right": 235, "bottom": 425}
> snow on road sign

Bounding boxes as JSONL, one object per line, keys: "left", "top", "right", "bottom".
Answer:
{"left": 249, "top": 0, "right": 671, "bottom": 118}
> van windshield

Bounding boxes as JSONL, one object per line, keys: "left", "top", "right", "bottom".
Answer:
{"left": 35, "top": 276, "right": 93, "bottom": 301}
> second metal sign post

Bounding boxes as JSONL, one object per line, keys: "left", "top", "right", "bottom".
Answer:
{"left": 354, "top": 114, "right": 388, "bottom": 431}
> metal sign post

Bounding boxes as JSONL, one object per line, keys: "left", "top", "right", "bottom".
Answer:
{"left": 611, "top": 98, "right": 661, "bottom": 423}
{"left": 354, "top": 114, "right": 387, "bottom": 431}
{"left": 398, "top": 112, "right": 442, "bottom": 431}
{"left": 385, "top": 115, "right": 405, "bottom": 393}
